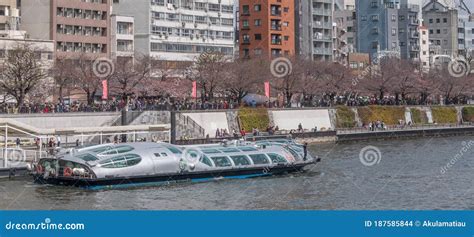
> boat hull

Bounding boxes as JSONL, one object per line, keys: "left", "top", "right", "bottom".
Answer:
{"left": 33, "top": 163, "right": 313, "bottom": 189}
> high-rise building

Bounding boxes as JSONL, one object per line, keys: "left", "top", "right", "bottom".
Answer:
{"left": 334, "top": 0, "right": 356, "bottom": 65}
{"left": 0, "top": 0, "right": 19, "bottom": 31}
{"left": 355, "top": 0, "right": 400, "bottom": 60}
{"left": 110, "top": 15, "right": 134, "bottom": 59}
{"left": 20, "top": 0, "right": 111, "bottom": 59}
{"left": 422, "top": 0, "right": 458, "bottom": 56}
{"left": 419, "top": 25, "right": 430, "bottom": 71}
{"left": 296, "top": 0, "right": 334, "bottom": 61}
{"left": 398, "top": 2, "right": 421, "bottom": 61}
{"left": 239, "top": 0, "right": 295, "bottom": 58}
{"left": 113, "top": 0, "right": 235, "bottom": 61}
{"left": 458, "top": 14, "right": 474, "bottom": 57}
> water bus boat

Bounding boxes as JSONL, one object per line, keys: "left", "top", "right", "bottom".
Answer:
{"left": 32, "top": 139, "right": 319, "bottom": 189}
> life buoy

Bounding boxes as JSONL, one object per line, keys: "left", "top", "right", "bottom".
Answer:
{"left": 35, "top": 164, "right": 44, "bottom": 173}
{"left": 63, "top": 167, "right": 73, "bottom": 177}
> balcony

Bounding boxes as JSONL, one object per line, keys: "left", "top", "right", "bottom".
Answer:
{"left": 271, "top": 26, "right": 282, "bottom": 31}
{"left": 313, "top": 47, "right": 332, "bottom": 55}
{"left": 313, "top": 21, "right": 332, "bottom": 29}
{"left": 313, "top": 33, "right": 332, "bottom": 41}
{"left": 410, "top": 45, "right": 420, "bottom": 51}
{"left": 271, "top": 40, "right": 282, "bottom": 45}
{"left": 271, "top": 10, "right": 281, "bottom": 16}
{"left": 312, "top": 9, "right": 331, "bottom": 16}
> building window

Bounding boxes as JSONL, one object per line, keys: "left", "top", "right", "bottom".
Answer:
{"left": 255, "top": 34, "right": 262, "bottom": 40}
{"left": 429, "top": 19, "right": 433, "bottom": 23}
{"left": 254, "top": 4, "right": 261, "bottom": 11}
{"left": 436, "top": 18, "right": 440, "bottom": 23}
{"left": 436, "top": 29, "right": 441, "bottom": 34}
{"left": 254, "top": 19, "right": 261, "bottom": 26}
{"left": 242, "top": 5, "right": 249, "bottom": 15}
{"left": 443, "top": 18, "right": 447, "bottom": 23}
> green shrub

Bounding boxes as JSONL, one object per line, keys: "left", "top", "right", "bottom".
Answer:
{"left": 410, "top": 108, "right": 429, "bottom": 124}
{"left": 336, "top": 106, "right": 357, "bottom": 128}
{"left": 238, "top": 107, "right": 270, "bottom": 132}
{"left": 431, "top": 107, "right": 458, "bottom": 124}
{"left": 462, "top": 107, "right": 474, "bottom": 122}
{"left": 358, "top": 106, "right": 405, "bottom": 125}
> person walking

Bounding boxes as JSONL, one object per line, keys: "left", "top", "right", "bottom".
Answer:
{"left": 15, "top": 138, "right": 21, "bottom": 148}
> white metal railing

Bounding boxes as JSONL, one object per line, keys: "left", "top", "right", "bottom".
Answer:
{"left": 0, "top": 148, "right": 48, "bottom": 168}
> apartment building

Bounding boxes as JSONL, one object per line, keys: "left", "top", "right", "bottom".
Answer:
{"left": 422, "top": 0, "right": 458, "bottom": 56}
{"left": 458, "top": 14, "right": 474, "bottom": 57}
{"left": 334, "top": 1, "right": 356, "bottom": 65}
{"left": 20, "top": 0, "right": 111, "bottom": 59}
{"left": 0, "top": 0, "right": 19, "bottom": 31}
{"left": 113, "top": 0, "right": 235, "bottom": 62}
{"left": 111, "top": 15, "right": 134, "bottom": 59}
{"left": 296, "top": 0, "right": 334, "bottom": 61}
{"left": 419, "top": 25, "right": 430, "bottom": 71}
{"left": 398, "top": 3, "right": 421, "bottom": 62}
{"left": 355, "top": 0, "right": 400, "bottom": 60}
{"left": 239, "top": 0, "right": 295, "bottom": 58}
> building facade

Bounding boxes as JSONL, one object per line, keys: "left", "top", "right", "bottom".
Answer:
{"left": 110, "top": 15, "right": 134, "bottom": 59}
{"left": 0, "top": 0, "right": 19, "bottom": 31}
{"left": 113, "top": 0, "right": 235, "bottom": 62}
{"left": 296, "top": 0, "right": 334, "bottom": 61}
{"left": 239, "top": 0, "right": 295, "bottom": 58}
{"left": 422, "top": 0, "right": 458, "bottom": 56}
{"left": 398, "top": 3, "right": 421, "bottom": 62}
{"left": 419, "top": 25, "right": 430, "bottom": 71}
{"left": 355, "top": 0, "right": 400, "bottom": 60}
{"left": 20, "top": 0, "right": 111, "bottom": 59}
{"left": 334, "top": 6, "right": 356, "bottom": 65}
{"left": 458, "top": 14, "right": 474, "bottom": 57}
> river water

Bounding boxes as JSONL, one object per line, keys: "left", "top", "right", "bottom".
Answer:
{"left": 1, "top": 136, "right": 473, "bottom": 210}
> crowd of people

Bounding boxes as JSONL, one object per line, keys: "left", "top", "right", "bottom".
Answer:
{"left": 1, "top": 94, "right": 472, "bottom": 114}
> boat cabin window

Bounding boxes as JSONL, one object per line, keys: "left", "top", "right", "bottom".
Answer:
{"left": 98, "top": 145, "right": 134, "bottom": 156}
{"left": 100, "top": 154, "right": 142, "bottom": 168}
{"left": 249, "top": 154, "right": 270, "bottom": 165}
{"left": 202, "top": 149, "right": 222, "bottom": 154}
{"left": 267, "top": 153, "right": 287, "bottom": 163}
{"left": 76, "top": 153, "right": 99, "bottom": 161}
{"left": 220, "top": 148, "right": 240, "bottom": 153}
{"left": 85, "top": 146, "right": 113, "bottom": 154}
{"left": 211, "top": 156, "right": 232, "bottom": 167}
{"left": 230, "top": 155, "right": 251, "bottom": 166}
{"left": 239, "top": 147, "right": 258, "bottom": 152}
{"left": 165, "top": 146, "right": 182, "bottom": 154}
{"left": 200, "top": 155, "right": 213, "bottom": 167}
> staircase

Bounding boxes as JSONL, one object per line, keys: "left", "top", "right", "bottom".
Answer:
{"left": 176, "top": 113, "right": 206, "bottom": 139}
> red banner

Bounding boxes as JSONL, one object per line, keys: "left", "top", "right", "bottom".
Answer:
{"left": 102, "top": 80, "right": 108, "bottom": 100}
{"left": 264, "top": 81, "right": 270, "bottom": 98}
{"left": 192, "top": 81, "right": 197, "bottom": 98}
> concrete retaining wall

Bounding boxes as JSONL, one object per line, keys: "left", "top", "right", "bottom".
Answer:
{"left": 270, "top": 109, "right": 333, "bottom": 131}
{"left": 183, "top": 112, "right": 229, "bottom": 138}
{"left": 0, "top": 112, "right": 120, "bottom": 129}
